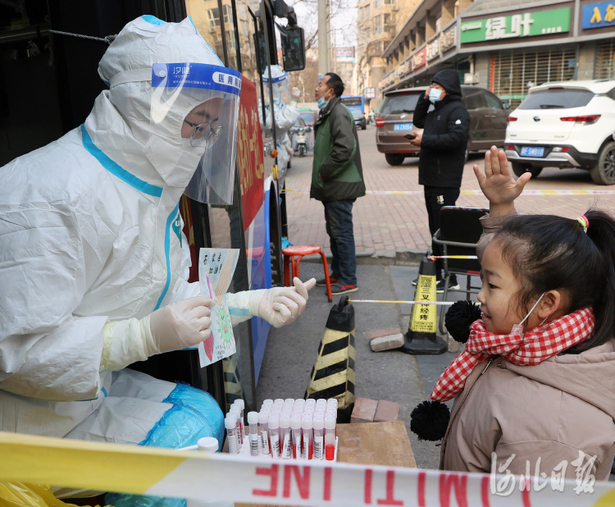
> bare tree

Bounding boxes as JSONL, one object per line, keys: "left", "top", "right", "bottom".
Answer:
{"left": 286, "top": 0, "right": 357, "bottom": 104}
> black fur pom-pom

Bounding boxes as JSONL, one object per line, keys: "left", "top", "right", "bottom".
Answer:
{"left": 410, "top": 400, "right": 451, "bottom": 441}
{"left": 445, "top": 300, "right": 481, "bottom": 343}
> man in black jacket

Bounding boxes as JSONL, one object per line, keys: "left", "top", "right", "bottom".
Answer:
{"left": 409, "top": 69, "right": 470, "bottom": 292}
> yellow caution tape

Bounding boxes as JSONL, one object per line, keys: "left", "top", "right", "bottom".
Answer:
{"left": 1, "top": 431, "right": 615, "bottom": 506}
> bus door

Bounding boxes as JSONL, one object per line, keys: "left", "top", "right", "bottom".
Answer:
{"left": 183, "top": 0, "right": 305, "bottom": 411}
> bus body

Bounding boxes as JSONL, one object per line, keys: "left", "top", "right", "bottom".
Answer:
{"left": 340, "top": 95, "right": 367, "bottom": 130}
{"left": 0, "top": 0, "right": 304, "bottom": 412}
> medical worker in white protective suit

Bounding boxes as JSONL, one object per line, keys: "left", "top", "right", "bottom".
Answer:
{"left": 261, "top": 65, "right": 301, "bottom": 171}
{"left": 0, "top": 15, "right": 315, "bottom": 505}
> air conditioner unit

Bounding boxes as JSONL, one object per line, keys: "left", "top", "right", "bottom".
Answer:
{"left": 464, "top": 72, "right": 479, "bottom": 84}
{"left": 392, "top": 5, "right": 399, "bottom": 11}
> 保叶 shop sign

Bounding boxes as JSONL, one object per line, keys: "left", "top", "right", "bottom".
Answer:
{"left": 460, "top": 7, "right": 571, "bottom": 43}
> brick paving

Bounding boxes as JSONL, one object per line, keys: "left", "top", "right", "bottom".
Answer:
{"left": 284, "top": 125, "right": 615, "bottom": 256}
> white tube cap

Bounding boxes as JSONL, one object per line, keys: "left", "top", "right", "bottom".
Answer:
{"left": 197, "top": 437, "right": 219, "bottom": 452}
{"left": 225, "top": 414, "right": 236, "bottom": 430}
{"left": 313, "top": 416, "right": 324, "bottom": 430}
{"left": 247, "top": 411, "right": 259, "bottom": 425}
{"left": 324, "top": 415, "right": 336, "bottom": 429}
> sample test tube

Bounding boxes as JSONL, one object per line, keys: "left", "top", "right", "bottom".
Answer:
{"left": 248, "top": 411, "right": 259, "bottom": 456}
{"left": 280, "top": 413, "right": 292, "bottom": 459}
{"left": 301, "top": 415, "right": 313, "bottom": 460}
{"left": 290, "top": 415, "right": 302, "bottom": 459}
{"left": 313, "top": 415, "right": 324, "bottom": 460}
{"left": 325, "top": 415, "right": 336, "bottom": 461}
{"left": 259, "top": 410, "right": 270, "bottom": 455}
{"left": 269, "top": 414, "right": 281, "bottom": 458}
{"left": 229, "top": 407, "right": 242, "bottom": 448}
{"left": 234, "top": 400, "right": 245, "bottom": 445}
{"left": 225, "top": 413, "right": 239, "bottom": 454}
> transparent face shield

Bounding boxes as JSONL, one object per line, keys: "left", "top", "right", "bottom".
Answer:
{"left": 263, "top": 67, "right": 290, "bottom": 106}
{"left": 150, "top": 63, "right": 242, "bottom": 204}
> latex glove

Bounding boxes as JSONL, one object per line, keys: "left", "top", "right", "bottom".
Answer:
{"left": 225, "top": 277, "right": 316, "bottom": 328}
{"left": 289, "top": 87, "right": 302, "bottom": 108}
{"left": 101, "top": 296, "right": 215, "bottom": 371}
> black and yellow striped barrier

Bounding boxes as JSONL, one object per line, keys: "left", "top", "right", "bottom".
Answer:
{"left": 306, "top": 296, "right": 355, "bottom": 415}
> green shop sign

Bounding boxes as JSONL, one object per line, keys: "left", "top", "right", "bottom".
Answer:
{"left": 461, "top": 7, "right": 571, "bottom": 43}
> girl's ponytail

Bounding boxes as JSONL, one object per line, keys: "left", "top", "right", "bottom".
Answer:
{"left": 576, "top": 209, "right": 615, "bottom": 351}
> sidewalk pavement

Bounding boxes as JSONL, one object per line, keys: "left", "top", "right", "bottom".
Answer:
{"left": 284, "top": 125, "right": 615, "bottom": 261}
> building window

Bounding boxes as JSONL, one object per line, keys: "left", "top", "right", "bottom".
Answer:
{"left": 208, "top": 8, "right": 220, "bottom": 31}
{"left": 490, "top": 48, "right": 576, "bottom": 108}
{"left": 374, "top": 14, "right": 382, "bottom": 33}
{"left": 366, "top": 5, "right": 370, "bottom": 18}
{"left": 596, "top": 39, "right": 615, "bottom": 79}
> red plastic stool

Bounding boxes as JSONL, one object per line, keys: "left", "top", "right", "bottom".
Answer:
{"left": 282, "top": 245, "right": 332, "bottom": 302}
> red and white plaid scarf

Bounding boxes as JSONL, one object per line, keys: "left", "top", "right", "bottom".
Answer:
{"left": 431, "top": 307, "right": 595, "bottom": 402}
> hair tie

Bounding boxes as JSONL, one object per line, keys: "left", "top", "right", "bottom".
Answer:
{"left": 576, "top": 215, "right": 589, "bottom": 233}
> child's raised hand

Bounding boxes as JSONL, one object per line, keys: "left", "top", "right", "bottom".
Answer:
{"left": 473, "top": 146, "right": 532, "bottom": 216}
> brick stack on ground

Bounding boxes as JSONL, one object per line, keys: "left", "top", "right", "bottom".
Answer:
{"left": 351, "top": 397, "right": 400, "bottom": 423}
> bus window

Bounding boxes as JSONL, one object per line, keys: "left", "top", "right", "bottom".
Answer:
{"left": 340, "top": 96, "right": 364, "bottom": 110}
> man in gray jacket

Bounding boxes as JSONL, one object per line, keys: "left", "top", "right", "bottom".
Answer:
{"left": 311, "top": 73, "right": 365, "bottom": 295}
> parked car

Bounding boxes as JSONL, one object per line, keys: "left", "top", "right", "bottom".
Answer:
{"left": 375, "top": 85, "right": 509, "bottom": 166}
{"left": 348, "top": 108, "right": 367, "bottom": 130}
{"left": 504, "top": 79, "right": 615, "bottom": 185}
{"left": 299, "top": 110, "right": 318, "bottom": 127}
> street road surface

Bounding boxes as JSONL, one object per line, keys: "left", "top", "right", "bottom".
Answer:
{"left": 285, "top": 124, "right": 615, "bottom": 256}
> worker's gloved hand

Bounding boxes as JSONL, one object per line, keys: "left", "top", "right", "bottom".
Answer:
{"left": 225, "top": 277, "right": 316, "bottom": 328}
{"left": 101, "top": 296, "right": 215, "bottom": 371}
{"left": 289, "top": 87, "right": 302, "bottom": 108}
{"left": 148, "top": 296, "right": 215, "bottom": 353}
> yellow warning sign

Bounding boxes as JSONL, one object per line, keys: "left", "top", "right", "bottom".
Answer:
{"left": 409, "top": 274, "right": 437, "bottom": 333}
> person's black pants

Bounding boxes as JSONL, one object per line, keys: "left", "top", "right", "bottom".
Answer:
{"left": 423, "top": 186, "right": 460, "bottom": 280}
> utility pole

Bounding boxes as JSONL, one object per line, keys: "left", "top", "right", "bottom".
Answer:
{"left": 318, "top": 0, "right": 329, "bottom": 79}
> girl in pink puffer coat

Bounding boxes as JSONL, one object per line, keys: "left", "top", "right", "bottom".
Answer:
{"left": 416, "top": 146, "right": 615, "bottom": 482}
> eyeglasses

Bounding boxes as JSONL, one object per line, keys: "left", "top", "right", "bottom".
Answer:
{"left": 184, "top": 119, "right": 223, "bottom": 148}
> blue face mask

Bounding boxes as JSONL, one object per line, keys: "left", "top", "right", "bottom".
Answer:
{"left": 317, "top": 96, "right": 327, "bottom": 109}
{"left": 429, "top": 87, "right": 444, "bottom": 103}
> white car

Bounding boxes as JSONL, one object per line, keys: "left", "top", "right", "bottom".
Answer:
{"left": 504, "top": 79, "right": 615, "bottom": 185}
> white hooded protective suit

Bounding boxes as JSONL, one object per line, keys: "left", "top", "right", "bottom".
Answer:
{"left": 0, "top": 16, "right": 232, "bottom": 444}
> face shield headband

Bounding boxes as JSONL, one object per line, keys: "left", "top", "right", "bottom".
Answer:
{"left": 150, "top": 62, "right": 242, "bottom": 205}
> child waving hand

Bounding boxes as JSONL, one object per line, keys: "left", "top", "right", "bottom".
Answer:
{"left": 437, "top": 146, "right": 615, "bottom": 481}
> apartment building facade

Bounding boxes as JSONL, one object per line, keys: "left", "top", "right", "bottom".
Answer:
{"left": 356, "top": 0, "right": 422, "bottom": 111}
